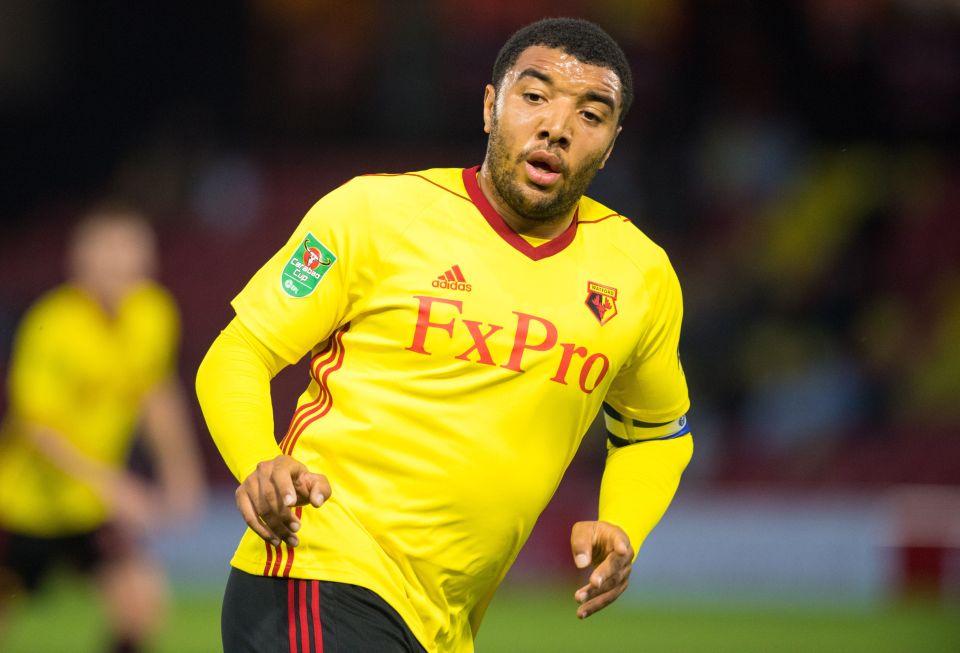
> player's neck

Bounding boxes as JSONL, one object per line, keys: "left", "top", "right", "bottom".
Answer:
{"left": 476, "top": 167, "right": 575, "bottom": 240}
{"left": 73, "top": 279, "right": 122, "bottom": 318}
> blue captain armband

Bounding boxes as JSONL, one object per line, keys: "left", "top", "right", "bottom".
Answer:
{"left": 602, "top": 402, "right": 691, "bottom": 448}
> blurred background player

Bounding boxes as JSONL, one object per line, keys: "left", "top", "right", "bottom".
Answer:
{"left": 0, "top": 205, "right": 206, "bottom": 653}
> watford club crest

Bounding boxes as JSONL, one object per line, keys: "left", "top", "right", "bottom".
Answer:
{"left": 585, "top": 281, "right": 618, "bottom": 325}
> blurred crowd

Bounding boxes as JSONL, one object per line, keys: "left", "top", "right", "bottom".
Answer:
{"left": 1, "top": 0, "right": 958, "bottom": 487}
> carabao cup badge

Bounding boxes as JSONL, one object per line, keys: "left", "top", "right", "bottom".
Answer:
{"left": 280, "top": 232, "right": 337, "bottom": 297}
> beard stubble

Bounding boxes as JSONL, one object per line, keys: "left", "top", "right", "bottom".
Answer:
{"left": 485, "top": 114, "right": 608, "bottom": 224}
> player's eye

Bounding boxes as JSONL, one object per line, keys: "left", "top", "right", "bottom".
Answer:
{"left": 582, "top": 110, "right": 602, "bottom": 124}
{"left": 523, "top": 92, "right": 544, "bottom": 103}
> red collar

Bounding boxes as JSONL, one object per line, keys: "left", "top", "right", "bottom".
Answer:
{"left": 461, "top": 165, "right": 578, "bottom": 261}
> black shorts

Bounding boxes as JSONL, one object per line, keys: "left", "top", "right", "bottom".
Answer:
{"left": 0, "top": 523, "right": 133, "bottom": 596}
{"left": 222, "top": 568, "right": 428, "bottom": 653}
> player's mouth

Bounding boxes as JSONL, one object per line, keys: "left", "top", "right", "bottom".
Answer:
{"left": 524, "top": 150, "right": 563, "bottom": 188}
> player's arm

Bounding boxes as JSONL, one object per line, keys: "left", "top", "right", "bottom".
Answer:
{"left": 20, "top": 422, "right": 159, "bottom": 532}
{"left": 195, "top": 317, "right": 329, "bottom": 548}
{"left": 571, "top": 251, "right": 692, "bottom": 619}
{"left": 139, "top": 377, "right": 206, "bottom": 524}
{"left": 201, "top": 179, "right": 372, "bottom": 546}
{"left": 598, "top": 408, "right": 693, "bottom": 559}
{"left": 571, "top": 413, "right": 692, "bottom": 619}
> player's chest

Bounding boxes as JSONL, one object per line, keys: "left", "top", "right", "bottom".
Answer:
{"left": 59, "top": 320, "right": 149, "bottom": 398}
{"left": 353, "top": 223, "right": 649, "bottom": 385}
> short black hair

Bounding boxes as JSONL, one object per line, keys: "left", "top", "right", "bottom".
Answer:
{"left": 491, "top": 17, "right": 633, "bottom": 124}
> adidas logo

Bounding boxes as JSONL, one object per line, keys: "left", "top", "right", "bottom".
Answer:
{"left": 432, "top": 264, "right": 472, "bottom": 292}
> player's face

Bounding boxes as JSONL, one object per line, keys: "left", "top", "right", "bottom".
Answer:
{"left": 70, "top": 216, "right": 157, "bottom": 311}
{"left": 482, "top": 46, "right": 622, "bottom": 225}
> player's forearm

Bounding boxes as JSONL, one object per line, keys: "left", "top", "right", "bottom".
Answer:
{"left": 24, "top": 423, "right": 133, "bottom": 496}
{"left": 141, "top": 379, "right": 207, "bottom": 520}
{"left": 196, "top": 318, "right": 288, "bottom": 481}
{"left": 597, "top": 435, "right": 693, "bottom": 560}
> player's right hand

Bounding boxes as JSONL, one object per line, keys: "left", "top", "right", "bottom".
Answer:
{"left": 235, "top": 454, "right": 331, "bottom": 548}
{"left": 106, "top": 472, "right": 160, "bottom": 535}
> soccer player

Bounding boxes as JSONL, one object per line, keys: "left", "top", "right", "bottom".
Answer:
{"left": 0, "top": 206, "right": 205, "bottom": 653}
{"left": 197, "top": 17, "right": 692, "bottom": 653}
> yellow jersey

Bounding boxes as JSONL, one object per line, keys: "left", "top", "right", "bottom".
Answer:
{"left": 228, "top": 166, "right": 689, "bottom": 652}
{"left": 0, "top": 282, "right": 179, "bottom": 535}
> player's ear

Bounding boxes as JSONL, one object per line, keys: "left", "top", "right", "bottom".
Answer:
{"left": 599, "top": 126, "right": 621, "bottom": 170}
{"left": 483, "top": 84, "right": 496, "bottom": 134}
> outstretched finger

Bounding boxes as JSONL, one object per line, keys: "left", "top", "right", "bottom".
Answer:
{"left": 236, "top": 488, "right": 280, "bottom": 545}
{"left": 569, "top": 521, "right": 599, "bottom": 569}
{"left": 296, "top": 472, "right": 331, "bottom": 507}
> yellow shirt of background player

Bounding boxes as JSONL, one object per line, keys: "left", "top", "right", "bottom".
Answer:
{"left": 0, "top": 282, "right": 179, "bottom": 535}
{"left": 226, "top": 167, "right": 688, "bottom": 652}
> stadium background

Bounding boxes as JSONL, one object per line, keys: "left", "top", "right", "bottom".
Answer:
{"left": 1, "top": 0, "right": 958, "bottom": 650}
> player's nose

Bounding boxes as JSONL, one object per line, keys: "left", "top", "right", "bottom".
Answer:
{"left": 536, "top": 103, "right": 573, "bottom": 149}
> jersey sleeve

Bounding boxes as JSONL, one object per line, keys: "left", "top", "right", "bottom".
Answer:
{"left": 602, "top": 251, "right": 690, "bottom": 445}
{"left": 7, "top": 301, "right": 70, "bottom": 429}
{"left": 231, "top": 179, "right": 374, "bottom": 364}
{"left": 196, "top": 318, "right": 288, "bottom": 481}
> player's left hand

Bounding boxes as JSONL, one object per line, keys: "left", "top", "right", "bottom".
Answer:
{"left": 569, "top": 520, "right": 634, "bottom": 619}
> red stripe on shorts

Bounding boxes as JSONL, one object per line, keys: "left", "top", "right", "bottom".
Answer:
{"left": 299, "top": 580, "right": 310, "bottom": 652}
{"left": 288, "top": 579, "right": 297, "bottom": 653}
{"left": 312, "top": 580, "right": 323, "bottom": 652}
